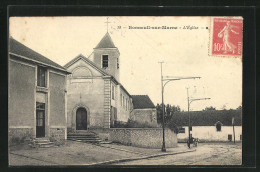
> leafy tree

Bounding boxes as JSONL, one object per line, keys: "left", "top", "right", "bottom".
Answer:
{"left": 156, "top": 103, "right": 181, "bottom": 125}
{"left": 203, "top": 106, "right": 216, "bottom": 111}
{"left": 236, "top": 105, "right": 242, "bottom": 110}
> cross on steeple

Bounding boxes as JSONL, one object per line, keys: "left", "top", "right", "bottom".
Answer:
{"left": 105, "top": 17, "right": 111, "bottom": 33}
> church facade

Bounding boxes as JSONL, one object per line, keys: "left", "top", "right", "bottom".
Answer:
{"left": 64, "top": 33, "right": 135, "bottom": 132}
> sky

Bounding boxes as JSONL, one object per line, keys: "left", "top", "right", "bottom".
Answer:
{"left": 9, "top": 17, "right": 242, "bottom": 111}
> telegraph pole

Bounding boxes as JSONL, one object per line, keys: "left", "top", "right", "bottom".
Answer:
{"left": 158, "top": 62, "right": 200, "bottom": 152}
{"left": 186, "top": 88, "right": 191, "bottom": 148}
{"left": 232, "top": 117, "right": 235, "bottom": 143}
{"left": 159, "top": 61, "right": 166, "bottom": 152}
{"left": 186, "top": 87, "right": 210, "bottom": 148}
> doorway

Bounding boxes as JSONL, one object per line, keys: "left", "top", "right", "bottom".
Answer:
{"left": 76, "top": 107, "right": 88, "bottom": 130}
{"left": 36, "top": 102, "right": 45, "bottom": 137}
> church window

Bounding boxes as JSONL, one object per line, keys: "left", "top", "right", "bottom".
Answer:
{"left": 112, "top": 85, "right": 115, "bottom": 100}
{"left": 102, "top": 55, "right": 108, "bottom": 68}
{"left": 120, "top": 94, "right": 122, "bottom": 106}
{"left": 126, "top": 98, "right": 128, "bottom": 110}
{"left": 117, "top": 58, "right": 119, "bottom": 69}
{"left": 37, "top": 66, "right": 47, "bottom": 87}
{"left": 123, "top": 96, "right": 125, "bottom": 108}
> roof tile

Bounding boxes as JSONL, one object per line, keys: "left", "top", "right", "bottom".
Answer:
{"left": 171, "top": 110, "right": 242, "bottom": 126}
{"left": 132, "top": 95, "right": 155, "bottom": 109}
{"left": 95, "top": 32, "right": 116, "bottom": 48}
{"left": 9, "top": 37, "right": 66, "bottom": 70}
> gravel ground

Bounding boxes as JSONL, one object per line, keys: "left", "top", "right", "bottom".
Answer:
{"left": 9, "top": 140, "right": 191, "bottom": 166}
{"left": 112, "top": 142, "right": 242, "bottom": 165}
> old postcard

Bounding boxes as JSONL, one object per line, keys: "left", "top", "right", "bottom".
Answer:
{"left": 8, "top": 16, "right": 242, "bottom": 166}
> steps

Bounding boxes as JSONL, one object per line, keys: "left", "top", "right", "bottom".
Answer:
{"left": 67, "top": 131, "right": 102, "bottom": 144}
{"left": 29, "top": 137, "right": 54, "bottom": 148}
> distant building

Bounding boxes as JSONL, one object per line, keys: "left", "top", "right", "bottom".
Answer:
{"left": 8, "top": 38, "right": 69, "bottom": 142}
{"left": 64, "top": 32, "right": 156, "bottom": 132}
{"left": 131, "top": 95, "right": 157, "bottom": 126}
{"left": 172, "top": 110, "right": 242, "bottom": 142}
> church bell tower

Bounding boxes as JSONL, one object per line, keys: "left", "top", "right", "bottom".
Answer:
{"left": 93, "top": 32, "right": 120, "bottom": 81}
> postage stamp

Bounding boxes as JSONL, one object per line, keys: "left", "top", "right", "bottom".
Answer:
{"left": 210, "top": 17, "right": 243, "bottom": 57}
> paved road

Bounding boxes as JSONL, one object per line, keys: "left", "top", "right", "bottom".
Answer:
{"left": 112, "top": 143, "right": 242, "bottom": 165}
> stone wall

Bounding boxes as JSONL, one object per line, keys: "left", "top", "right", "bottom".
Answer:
{"left": 131, "top": 109, "right": 157, "bottom": 126}
{"left": 50, "top": 127, "right": 66, "bottom": 140}
{"left": 110, "top": 128, "right": 177, "bottom": 148}
{"left": 8, "top": 128, "right": 34, "bottom": 144}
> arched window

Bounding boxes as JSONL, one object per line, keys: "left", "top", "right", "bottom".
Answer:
{"left": 216, "top": 123, "right": 222, "bottom": 131}
{"left": 215, "top": 121, "right": 223, "bottom": 132}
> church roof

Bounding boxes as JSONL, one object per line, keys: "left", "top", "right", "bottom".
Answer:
{"left": 171, "top": 110, "right": 242, "bottom": 126}
{"left": 132, "top": 95, "right": 156, "bottom": 109}
{"left": 9, "top": 37, "right": 67, "bottom": 73}
{"left": 95, "top": 32, "right": 116, "bottom": 49}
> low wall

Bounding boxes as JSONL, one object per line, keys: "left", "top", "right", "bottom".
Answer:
{"left": 50, "top": 127, "right": 66, "bottom": 140}
{"left": 110, "top": 128, "right": 177, "bottom": 148}
{"left": 8, "top": 128, "right": 34, "bottom": 145}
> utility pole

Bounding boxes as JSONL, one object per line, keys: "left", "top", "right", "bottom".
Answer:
{"left": 158, "top": 62, "right": 200, "bottom": 152}
{"left": 159, "top": 61, "right": 166, "bottom": 152}
{"left": 232, "top": 117, "right": 235, "bottom": 143}
{"left": 186, "top": 87, "right": 210, "bottom": 148}
{"left": 186, "top": 88, "right": 191, "bottom": 148}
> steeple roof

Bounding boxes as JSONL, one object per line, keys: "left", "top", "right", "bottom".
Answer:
{"left": 95, "top": 32, "right": 116, "bottom": 49}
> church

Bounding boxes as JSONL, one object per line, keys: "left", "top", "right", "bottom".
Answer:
{"left": 8, "top": 31, "right": 157, "bottom": 144}
{"left": 64, "top": 32, "right": 157, "bottom": 133}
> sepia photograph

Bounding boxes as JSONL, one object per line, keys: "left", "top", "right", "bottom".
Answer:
{"left": 8, "top": 16, "right": 242, "bottom": 166}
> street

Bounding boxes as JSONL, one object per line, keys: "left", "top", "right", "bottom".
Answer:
{"left": 9, "top": 141, "right": 241, "bottom": 166}
{"left": 112, "top": 142, "right": 242, "bottom": 165}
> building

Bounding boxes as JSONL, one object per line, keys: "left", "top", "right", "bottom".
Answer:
{"left": 172, "top": 110, "right": 242, "bottom": 142}
{"left": 8, "top": 37, "right": 69, "bottom": 142}
{"left": 65, "top": 32, "right": 155, "bottom": 133}
{"left": 130, "top": 95, "right": 157, "bottom": 126}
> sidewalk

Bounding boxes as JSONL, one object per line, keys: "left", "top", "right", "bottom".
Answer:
{"left": 9, "top": 141, "right": 195, "bottom": 166}
{"left": 90, "top": 143, "right": 196, "bottom": 165}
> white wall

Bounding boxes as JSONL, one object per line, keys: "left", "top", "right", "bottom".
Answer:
{"left": 116, "top": 86, "right": 132, "bottom": 122}
{"left": 177, "top": 126, "right": 242, "bottom": 142}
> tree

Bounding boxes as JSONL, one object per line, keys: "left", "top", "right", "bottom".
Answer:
{"left": 203, "top": 106, "right": 216, "bottom": 111}
{"left": 236, "top": 105, "right": 242, "bottom": 110}
{"left": 156, "top": 103, "right": 181, "bottom": 125}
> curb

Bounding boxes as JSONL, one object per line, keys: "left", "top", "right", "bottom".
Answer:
{"left": 9, "top": 152, "right": 61, "bottom": 165}
{"left": 86, "top": 148, "right": 196, "bottom": 166}
{"left": 98, "top": 144, "right": 150, "bottom": 156}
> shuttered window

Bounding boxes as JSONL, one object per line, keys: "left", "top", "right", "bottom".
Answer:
{"left": 102, "top": 55, "right": 108, "bottom": 68}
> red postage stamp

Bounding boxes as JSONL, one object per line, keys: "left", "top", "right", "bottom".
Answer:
{"left": 211, "top": 17, "right": 243, "bottom": 57}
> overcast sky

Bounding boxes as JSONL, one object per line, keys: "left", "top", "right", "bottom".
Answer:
{"left": 9, "top": 17, "right": 242, "bottom": 111}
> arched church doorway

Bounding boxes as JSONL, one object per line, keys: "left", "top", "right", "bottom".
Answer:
{"left": 76, "top": 107, "right": 88, "bottom": 130}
